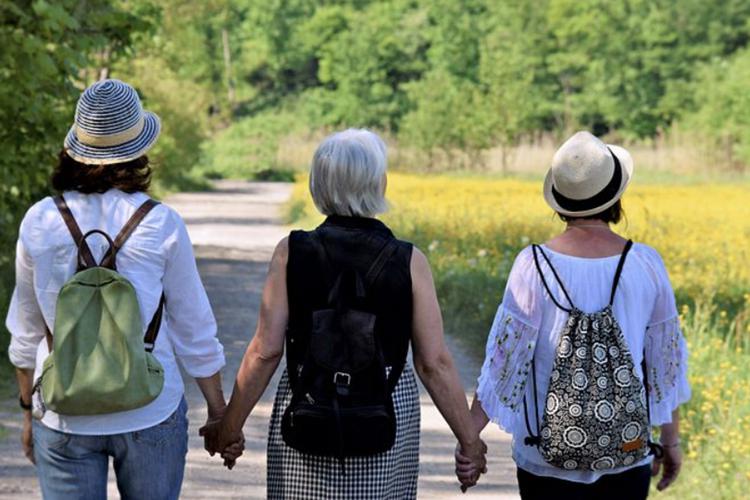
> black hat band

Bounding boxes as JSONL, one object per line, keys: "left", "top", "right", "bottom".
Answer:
{"left": 551, "top": 148, "right": 623, "bottom": 213}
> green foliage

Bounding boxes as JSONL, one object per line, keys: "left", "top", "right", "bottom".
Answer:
{"left": 0, "top": 0, "right": 157, "bottom": 389}
{"left": 196, "top": 108, "right": 305, "bottom": 179}
{"left": 208, "top": 0, "right": 750, "bottom": 176}
{"left": 681, "top": 48, "right": 750, "bottom": 168}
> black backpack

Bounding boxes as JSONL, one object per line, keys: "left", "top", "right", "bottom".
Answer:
{"left": 281, "top": 231, "right": 404, "bottom": 466}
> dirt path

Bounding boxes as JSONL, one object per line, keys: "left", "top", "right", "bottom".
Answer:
{"left": 0, "top": 181, "right": 516, "bottom": 499}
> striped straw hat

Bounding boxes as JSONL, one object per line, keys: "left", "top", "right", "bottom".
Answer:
{"left": 63, "top": 79, "right": 161, "bottom": 165}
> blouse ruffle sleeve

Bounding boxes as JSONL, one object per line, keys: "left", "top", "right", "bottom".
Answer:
{"left": 477, "top": 248, "right": 542, "bottom": 432}
{"left": 644, "top": 317, "right": 690, "bottom": 425}
{"left": 642, "top": 246, "right": 691, "bottom": 425}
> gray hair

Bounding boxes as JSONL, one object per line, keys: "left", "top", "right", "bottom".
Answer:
{"left": 309, "top": 128, "right": 388, "bottom": 217}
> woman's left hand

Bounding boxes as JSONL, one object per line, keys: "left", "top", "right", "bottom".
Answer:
{"left": 455, "top": 439, "right": 488, "bottom": 492}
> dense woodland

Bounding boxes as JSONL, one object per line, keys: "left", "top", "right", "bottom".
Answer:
{"left": 1, "top": 0, "right": 750, "bottom": 366}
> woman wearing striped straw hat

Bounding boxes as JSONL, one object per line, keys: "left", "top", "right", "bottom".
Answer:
{"left": 6, "top": 79, "right": 231, "bottom": 499}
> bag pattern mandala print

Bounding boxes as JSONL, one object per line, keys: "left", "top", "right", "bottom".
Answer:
{"left": 524, "top": 241, "right": 656, "bottom": 472}
{"left": 538, "top": 307, "right": 650, "bottom": 471}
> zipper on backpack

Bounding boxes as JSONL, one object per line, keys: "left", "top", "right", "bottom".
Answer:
{"left": 305, "top": 393, "right": 315, "bottom": 404}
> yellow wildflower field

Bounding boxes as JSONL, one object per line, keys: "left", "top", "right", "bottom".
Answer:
{"left": 287, "top": 173, "right": 750, "bottom": 499}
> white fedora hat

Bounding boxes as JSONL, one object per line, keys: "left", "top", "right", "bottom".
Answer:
{"left": 63, "top": 79, "right": 161, "bottom": 165}
{"left": 543, "top": 131, "right": 634, "bottom": 218}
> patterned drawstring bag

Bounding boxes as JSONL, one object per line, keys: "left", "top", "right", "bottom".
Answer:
{"left": 524, "top": 240, "right": 662, "bottom": 471}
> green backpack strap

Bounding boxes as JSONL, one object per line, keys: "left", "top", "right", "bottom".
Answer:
{"left": 53, "top": 196, "right": 165, "bottom": 352}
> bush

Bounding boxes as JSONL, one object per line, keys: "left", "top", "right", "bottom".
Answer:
{"left": 196, "top": 109, "right": 307, "bottom": 179}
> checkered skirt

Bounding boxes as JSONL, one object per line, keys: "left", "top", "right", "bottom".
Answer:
{"left": 267, "top": 366, "right": 421, "bottom": 499}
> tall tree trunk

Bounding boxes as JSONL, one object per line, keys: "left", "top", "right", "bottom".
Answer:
{"left": 222, "top": 27, "right": 235, "bottom": 109}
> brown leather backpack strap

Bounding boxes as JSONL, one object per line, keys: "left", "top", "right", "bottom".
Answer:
{"left": 106, "top": 198, "right": 164, "bottom": 351}
{"left": 54, "top": 195, "right": 96, "bottom": 269}
{"left": 100, "top": 199, "right": 160, "bottom": 270}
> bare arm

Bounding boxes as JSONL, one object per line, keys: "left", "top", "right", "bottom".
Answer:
{"left": 410, "top": 248, "right": 485, "bottom": 457}
{"left": 469, "top": 393, "right": 491, "bottom": 435}
{"left": 203, "top": 238, "right": 289, "bottom": 451}
{"left": 195, "top": 372, "right": 226, "bottom": 421}
{"left": 653, "top": 409, "right": 682, "bottom": 490}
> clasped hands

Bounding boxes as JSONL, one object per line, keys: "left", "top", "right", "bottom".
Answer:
{"left": 199, "top": 407, "right": 489, "bottom": 486}
{"left": 199, "top": 408, "right": 246, "bottom": 470}
{"left": 455, "top": 437, "right": 489, "bottom": 492}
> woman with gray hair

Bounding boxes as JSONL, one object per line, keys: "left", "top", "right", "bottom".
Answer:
{"left": 201, "top": 129, "right": 487, "bottom": 498}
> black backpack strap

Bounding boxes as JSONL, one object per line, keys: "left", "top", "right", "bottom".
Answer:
{"left": 641, "top": 343, "right": 664, "bottom": 459}
{"left": 609, "top": 239, "right": 634, "bottom": 306}
{"left": 54, "top": 195, "right": 97, "bottom": 270}
{"left": 366, "top": 238, "right": 403, "bottom": 392}
{"left": 525, "top": 244, "right": 571, "bottom": 447}
{"left": 531, "top": 244, "right": 575, "bottom": 312}
{"left": 364, "top": 238, "right": 400, "bottom": 290}
{"left": 522, "top": 357, "right": 541, "bottom": 447}
{"left": 386, "top": 360, "right": 406, "bottom": 394}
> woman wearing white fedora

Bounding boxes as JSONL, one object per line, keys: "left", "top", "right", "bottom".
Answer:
{"left": 457, "top": 132, "right": 690, "bottom": 499}
{"left": 6, "top": 79, "right": 230, "bottom": 499}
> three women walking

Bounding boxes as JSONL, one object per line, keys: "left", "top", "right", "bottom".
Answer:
{"left": 6, "top": 80, "right": 690, "bottom": 499}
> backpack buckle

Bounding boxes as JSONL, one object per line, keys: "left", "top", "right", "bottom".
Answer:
{"left": 144, "top": 342, "right": 155, "bottom": 352}
{"left": 333, "top": 372, "right": 351, "bottom": 396}
{"left": 333, "top": 372, "right": 351, "bottom": 386}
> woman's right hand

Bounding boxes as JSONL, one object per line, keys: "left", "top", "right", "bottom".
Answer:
{"left": 652, "top": 443, "right": 682, "bottom": 491}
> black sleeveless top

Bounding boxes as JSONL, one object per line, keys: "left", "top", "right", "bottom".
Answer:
{"left": 286, "top": 215, "right": 414, "bottom": 369}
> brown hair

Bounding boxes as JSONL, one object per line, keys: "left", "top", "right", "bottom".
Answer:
{"left": 51, "top": 150, "right": 152, "bottom": 194}
{"left": 558, "top": 200, "right": 623, "bottom": 224}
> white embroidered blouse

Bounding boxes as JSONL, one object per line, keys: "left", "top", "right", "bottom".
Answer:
{"left": 477, "top": 243, "right": 690, "bottom": 484}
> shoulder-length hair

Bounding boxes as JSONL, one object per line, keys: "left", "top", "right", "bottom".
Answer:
{"left": 51, "top": 150, "right": 152, "bottom": 194}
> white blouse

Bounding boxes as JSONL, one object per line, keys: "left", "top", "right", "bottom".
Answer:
{"left": 477, "top": 243, "right": 690, "bottom": 484}
{"left": 6, "top": 190, "right": 225, "bottom": 435}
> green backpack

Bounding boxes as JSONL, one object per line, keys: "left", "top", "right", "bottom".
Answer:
{"left": 34, "top": 195, "right": 165, "bottom": 416}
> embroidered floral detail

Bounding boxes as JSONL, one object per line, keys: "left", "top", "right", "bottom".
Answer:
{"left": 486, "top": 313, "right": 538, "bottom": 412}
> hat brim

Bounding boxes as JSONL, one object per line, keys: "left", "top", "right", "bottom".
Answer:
{"left": 543, "top": 144, "right": 633, "bottom": 218}
{"left": 63, "top": 111, "right": 161, "bottom": 166}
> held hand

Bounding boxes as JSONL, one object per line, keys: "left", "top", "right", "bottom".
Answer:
{"left": 455, "top": 438, "right": 488, "bottom": 492}
{"left": 199, "top": 418, "right": 223, "bottom": 457}
{"left": 199, "top": 419, "right": 245, "bottom": 468}
{"left": 21, "top": 413, "right": 34, "bottom": 465}
{"left": 200, "top": 404, "right": 227, "bottom": 456}
{"left": 652, "top": 443, "right": 682, "bottom": 491}
{"left": 220, "top": 438, "right": 246, "bottom": 470}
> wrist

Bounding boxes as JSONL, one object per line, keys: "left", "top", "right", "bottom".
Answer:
{"left": 660, "top": 439, "right": 681, "bottom": 448}
{"left": 207, "top": 402, "right": 227, "bottom": 419}
{"left": 219, "top": 408, "right": 243, "bottom": 435}
{"left": 459, "top": 434, "right": 481, "bottom": 451}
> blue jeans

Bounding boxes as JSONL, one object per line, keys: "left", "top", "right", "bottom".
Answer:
{"left": 33, "top": 398, "right": 188, "bottom": 500}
